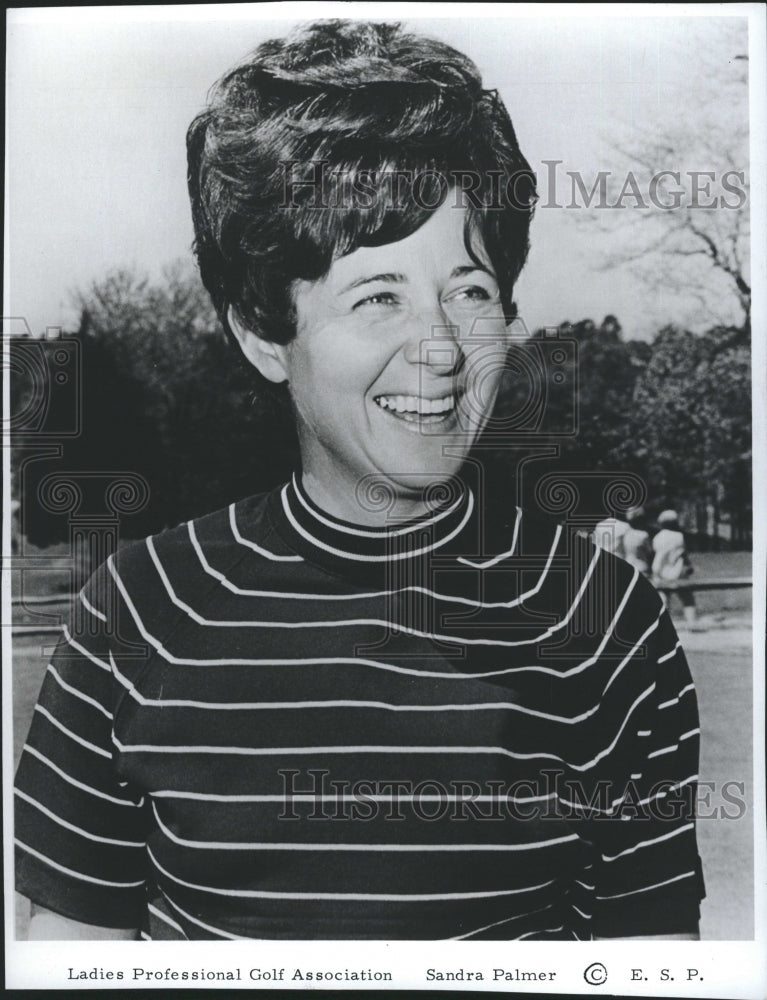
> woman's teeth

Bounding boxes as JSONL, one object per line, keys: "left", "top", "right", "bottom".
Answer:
{"left": 374, "top": 394, "right": 456, "bottom": 418}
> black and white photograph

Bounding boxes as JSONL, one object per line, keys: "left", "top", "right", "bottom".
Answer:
{"left": 4, "top": 2, "right": 765, "bottom": 994}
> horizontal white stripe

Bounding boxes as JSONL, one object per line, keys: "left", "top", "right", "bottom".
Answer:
{"left": 80, "top": 591, "right": 107, "bottom": 622}
{"left": 292, "top": 473, "right": 466, "bottom": 538}
{"left": 108, "top": 553, "right": 650, "bottom": 682}
{"left": 637, "top": 730, "right": 651, "bottom": 736}
{"left": 34, "top": 704, "right": 112, "bottom": 759}
{"left": 516, "top": 925, "right": 565, "bottom": 940}
{"left": 160, "top": 891, "right": 243, "bottom": 940}
{"left": 175, "top": 536, "right": 597, "bottom": 647}
{"left": 556, "top": 796, "right": 616, "bottom": 816}
{"left": 645, "top": 730, "right": 699, "bottom": 760}
{"left": 452, "top": 902, "right": 554, "bottom": 940}
{"left": 15, "top": 788, "right": 145, "bottom": 847}
{"left": 595, "top": 870, "right": 696, "bottom": 901}
{"left": 647, "top": 744, "right": 678, "bottom": 759}
{"left": 21, "top": 744, "right": 143, "bottom": 808}
{"left": 601, "top": 822, "right": 694, "bottom": 862}
{"left": 229, "top": 503, "right": 303, "bottom": 560}
{"left": 457, "top": 507, "right": 522, "bottom": 568}
{"left": 602, "top": 612, "right": 661, "bottom": 695}
{"left": 633, "top": 774, "right": 698, "bottom": 810}
{"left": 477, "top": 522, "right": 563, "bottom": 605}
{"left": 151, "top": 800, "right": 578, "bottom": 852}
{"left": 15, "top": 839, "right": 144, "bottom": 888}
{"left": 147, "top": 844, "right": 555, "bottom": 901}
{"left": 110, "top": 548, "right": 629, "bottom": 663}
{"left": 283, "top": 484, "right": 475, "bottom": 562}
{"left": 152, "top": 532, "right": 586, "bottom": 633}
{"left": 190, "top": 517, "right": 562, "bottom": 610}
{"left": 557, "top": 772, "right": 698, "bottom": 817}
{"left": 151, "top": 790, "right": 558, "bottom": 805}
{"left": 657, "top": 641, "right": 682, "bottom": 664}
{"left": 47, "top": 664, "right": 112, "bottom": 720}
{"left": 112, "top": 663, "right": 602, "bottom": 725}
{"left": 658, "top": 683, "right": 695, "bottom": 710}
{"left": 116, "top": 683, "right": 653, "bottom": 772}
{"left": 148, "top": 902, "right": 185, "bottom": 937}
{"left": 679, "top": 727, "right": 700, "bottom": 741}
{"left": 60, "top": 626, "right": 111, "bottom": 672}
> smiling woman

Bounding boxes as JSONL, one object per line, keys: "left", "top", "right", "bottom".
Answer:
{"left": 230, "top": 199, "right": 510, "bottom": 520}
{"left": 14, "top": 18, "right": 704, "bottom": 942}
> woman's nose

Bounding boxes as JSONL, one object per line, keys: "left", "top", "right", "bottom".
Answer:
{"left": 401, "top": 305, "right": 462, "bottom": 373}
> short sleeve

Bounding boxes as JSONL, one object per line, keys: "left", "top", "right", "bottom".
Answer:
{"left": 587, "top": 607, "right": 706, "bottom": 937}
{"left": 14, "top": 562, "right": 150, "bottom": 930}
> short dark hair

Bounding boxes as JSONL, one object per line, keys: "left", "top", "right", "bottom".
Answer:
{"left": 187, "top": 19, "right": 536, "bottom": 345}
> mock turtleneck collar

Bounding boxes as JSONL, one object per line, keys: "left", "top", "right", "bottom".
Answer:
{"left": 267, "top": 473, "right": 475, "bottom": 580}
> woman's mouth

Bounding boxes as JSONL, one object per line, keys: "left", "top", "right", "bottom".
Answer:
{"left": 373, "top": 392, "right": 460, "bottom": 428}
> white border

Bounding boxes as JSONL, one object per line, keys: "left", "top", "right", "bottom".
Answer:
{"left": 4, "top": 3, "right": 766, "bottom": 996}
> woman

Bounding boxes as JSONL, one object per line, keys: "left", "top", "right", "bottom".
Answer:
{"left": 623, "top": 506, "right": 653, "bottom": 577}
{"left": 15, "top": 19, "right": 704, "bottom": 941}
{"left": 653, "top": 509, "right": 697, "bottom": 625}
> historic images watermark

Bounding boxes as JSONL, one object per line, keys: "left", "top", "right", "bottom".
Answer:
{"left": 277, "top": 768, "right": 747, "bottom": 823}
{"left": 280, "top": 161, "right": 748, "bottom": 212}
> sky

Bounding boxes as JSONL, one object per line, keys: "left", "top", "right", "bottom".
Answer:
{"left": 5, "top": 3, "right": 755, "bottom": 341}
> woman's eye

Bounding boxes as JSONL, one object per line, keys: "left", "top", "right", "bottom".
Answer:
{"left": 444, "top": 285, "right": 496, "bottom": 306}
{"left": 353, "top": 291, "right": 399, "bottom": 309}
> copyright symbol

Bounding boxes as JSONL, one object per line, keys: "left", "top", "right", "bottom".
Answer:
{"left": 584, "top": 962, "right": 607, "bottom": 986}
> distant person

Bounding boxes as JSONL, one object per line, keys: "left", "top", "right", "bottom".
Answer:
{"left": 652, "top": 509, "right": 697, "bottom": 624}
{"left": 623, "top": 506, "right": 653, "bottom": 576}
{"left": 592, "top": 515, "right": 629, "bottom": 558}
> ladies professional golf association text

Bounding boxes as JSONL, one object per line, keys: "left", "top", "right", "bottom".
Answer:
{"left": 53, "top": 960, "right": 713, "bottom": 991}
{"left": 64, "top": 964, "right": 562, "bottom": 985}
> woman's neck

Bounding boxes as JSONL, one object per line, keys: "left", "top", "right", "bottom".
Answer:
{"left": 299, "top": 469, "right": 457, "bottom": 527}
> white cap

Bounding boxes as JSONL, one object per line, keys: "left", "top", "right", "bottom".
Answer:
{"left": 657, "top": 509, "right": 679, "bottom": 526}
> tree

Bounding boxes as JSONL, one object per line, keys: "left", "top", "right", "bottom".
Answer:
{"left": 487, "top": 316, "right": 652, "bottom": 520}
{"left": 14, "top": 263, "right": 299, "bottom": 547}
{"left": 583, "top": 20, "right": 750, "bottom": 333}
{"left": 487, "top": 313, "right": 750, "bottom": 546}
{"left": 630, "top": 324, "right": 751, "bottom": 546}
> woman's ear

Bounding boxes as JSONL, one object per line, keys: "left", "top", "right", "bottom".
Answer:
{"left": 227, "top": 307, "right": 289, "bottom": 384}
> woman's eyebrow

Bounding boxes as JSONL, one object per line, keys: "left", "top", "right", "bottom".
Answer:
{"left": 452, "top": 264, "right": 494, "bottom": 279}
{"left": 340, "top": 272, "right": 407, "bottom": 294}
{"left": 340, "top": 264, "right": 493, "bottom": 296}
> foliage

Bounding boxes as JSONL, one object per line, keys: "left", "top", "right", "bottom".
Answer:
{"left": 490, "top": 315, "right": 750, "bottom": 543}
{"left": 630, "top": 324, "right": 751, "bottom": 541}
{"left": 11, "top": 266, "right": 751, "bottom": 549}
{"left": 11, "top": 264, "right": 298, "bottom": 547}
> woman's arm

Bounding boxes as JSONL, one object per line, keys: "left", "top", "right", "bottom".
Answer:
{"left": 15, "top": 565, "right": 150, "bottom": 938}
{"left": 27, "top": 903, "right": 139, "bottom": 941}
{"left": 584, "top": 587, "right": 705, "bottom": 939}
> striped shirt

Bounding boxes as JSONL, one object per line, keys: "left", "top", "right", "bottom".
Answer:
{"left": 15, "top": 474, "right": 705, "bottom": 940}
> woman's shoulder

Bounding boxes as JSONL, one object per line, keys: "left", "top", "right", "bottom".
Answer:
{"left": 110, "top": 489, "right": 276, "bottom": 580}
{"left": 483, "top": 501, "right": 650, "bottom": 597}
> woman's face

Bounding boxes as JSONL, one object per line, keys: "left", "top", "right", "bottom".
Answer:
{"left": 266, "top": 199, "right": 511, "bottom": 521}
